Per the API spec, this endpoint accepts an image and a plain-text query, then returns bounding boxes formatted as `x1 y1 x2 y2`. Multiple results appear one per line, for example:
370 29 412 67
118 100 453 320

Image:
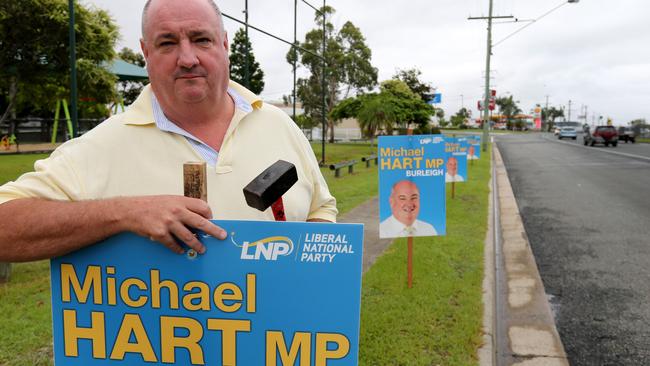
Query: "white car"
558 127 577 140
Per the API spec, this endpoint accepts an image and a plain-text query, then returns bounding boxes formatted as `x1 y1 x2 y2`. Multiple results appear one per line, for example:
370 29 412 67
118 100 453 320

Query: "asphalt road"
496 133 650 366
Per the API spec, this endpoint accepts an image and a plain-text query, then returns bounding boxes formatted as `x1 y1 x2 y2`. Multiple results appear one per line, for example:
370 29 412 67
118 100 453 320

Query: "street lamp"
301 0 327 165
476 0 580 150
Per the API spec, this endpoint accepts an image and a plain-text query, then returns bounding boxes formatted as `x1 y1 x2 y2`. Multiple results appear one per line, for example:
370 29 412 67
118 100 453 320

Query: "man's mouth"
177 74 203 79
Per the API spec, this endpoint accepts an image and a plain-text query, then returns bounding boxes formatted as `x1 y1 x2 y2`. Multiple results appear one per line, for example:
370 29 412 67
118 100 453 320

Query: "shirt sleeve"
0 145 84 205
295 129 338 223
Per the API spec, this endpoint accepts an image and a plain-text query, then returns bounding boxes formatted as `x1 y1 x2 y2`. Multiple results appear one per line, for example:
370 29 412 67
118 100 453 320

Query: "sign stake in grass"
406 129 414 289
407 236 414 288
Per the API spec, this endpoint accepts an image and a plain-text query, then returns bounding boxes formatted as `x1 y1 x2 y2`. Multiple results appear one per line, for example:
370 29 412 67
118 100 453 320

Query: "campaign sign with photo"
444 137 468 183
50 220 364 365
378 135 446 238
466 136 481 160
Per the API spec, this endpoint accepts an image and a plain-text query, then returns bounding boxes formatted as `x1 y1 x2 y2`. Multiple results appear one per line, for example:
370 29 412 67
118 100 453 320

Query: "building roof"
105 59 148 81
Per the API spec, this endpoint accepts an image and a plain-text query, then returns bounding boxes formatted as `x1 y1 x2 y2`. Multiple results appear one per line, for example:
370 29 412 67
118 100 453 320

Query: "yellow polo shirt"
0 81 337 222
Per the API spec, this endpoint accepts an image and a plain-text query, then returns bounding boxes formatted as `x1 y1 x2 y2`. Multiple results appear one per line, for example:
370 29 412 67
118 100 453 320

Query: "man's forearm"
0 195 226 262
0 198 129 262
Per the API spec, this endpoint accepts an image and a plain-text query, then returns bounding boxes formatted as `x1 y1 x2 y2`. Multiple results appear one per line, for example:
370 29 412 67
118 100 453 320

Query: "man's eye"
196 38 212 44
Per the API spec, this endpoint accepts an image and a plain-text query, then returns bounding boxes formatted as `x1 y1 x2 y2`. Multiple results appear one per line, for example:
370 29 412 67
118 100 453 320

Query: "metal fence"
0 118 103 143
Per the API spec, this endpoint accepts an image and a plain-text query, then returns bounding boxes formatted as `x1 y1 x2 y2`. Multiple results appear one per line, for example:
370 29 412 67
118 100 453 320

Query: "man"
467 145 478 160
379 180 437 238
0 0 336 262
445 156 464 182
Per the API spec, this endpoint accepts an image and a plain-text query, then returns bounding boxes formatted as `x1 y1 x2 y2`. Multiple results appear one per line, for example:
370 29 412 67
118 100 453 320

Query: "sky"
83 0 650 125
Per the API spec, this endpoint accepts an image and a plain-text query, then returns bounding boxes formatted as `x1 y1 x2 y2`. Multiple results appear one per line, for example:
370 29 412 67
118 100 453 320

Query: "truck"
583 125 618 147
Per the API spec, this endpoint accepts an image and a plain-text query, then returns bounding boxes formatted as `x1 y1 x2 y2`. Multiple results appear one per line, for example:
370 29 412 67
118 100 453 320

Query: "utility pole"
244 0 250 89
321 0 326 163
567 99 572 122
69 0 78 138
545 95 550 131
469 4 513 152
292 0 297 123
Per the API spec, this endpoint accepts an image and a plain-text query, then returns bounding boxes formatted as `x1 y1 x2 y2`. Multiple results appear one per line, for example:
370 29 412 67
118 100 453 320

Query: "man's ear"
140 38 149 59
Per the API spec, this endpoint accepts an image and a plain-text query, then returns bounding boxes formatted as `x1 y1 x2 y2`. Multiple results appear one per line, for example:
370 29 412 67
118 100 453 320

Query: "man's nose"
177 40 199 69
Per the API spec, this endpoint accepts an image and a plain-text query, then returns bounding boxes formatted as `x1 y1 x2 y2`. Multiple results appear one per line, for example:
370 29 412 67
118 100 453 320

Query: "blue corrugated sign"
445 137 468 183
50 220 364 365
378 135 446 238
466 136 481 160
427 93 442 104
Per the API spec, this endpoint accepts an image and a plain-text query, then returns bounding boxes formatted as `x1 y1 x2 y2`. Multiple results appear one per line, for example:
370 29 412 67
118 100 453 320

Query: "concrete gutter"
480 145 569 366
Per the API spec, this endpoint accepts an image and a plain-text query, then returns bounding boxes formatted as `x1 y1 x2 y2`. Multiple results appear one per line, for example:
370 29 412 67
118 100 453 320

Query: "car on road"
584 125 618 147
617 126 636 143
558 127 577 140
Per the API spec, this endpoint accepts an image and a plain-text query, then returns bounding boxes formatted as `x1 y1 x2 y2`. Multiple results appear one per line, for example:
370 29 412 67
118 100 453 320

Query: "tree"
495 95 522 130
379 80 434 130
0 0 119 123
229 28 265 95
329 79 434 140
543 106 565 131
392 68 435 102
117 47 147 106
450 108 471 127
288 6 377 142
356 93 398 146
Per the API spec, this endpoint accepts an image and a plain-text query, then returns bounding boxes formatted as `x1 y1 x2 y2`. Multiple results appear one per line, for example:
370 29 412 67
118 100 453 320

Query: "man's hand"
0 196 227 262
117 195 227 254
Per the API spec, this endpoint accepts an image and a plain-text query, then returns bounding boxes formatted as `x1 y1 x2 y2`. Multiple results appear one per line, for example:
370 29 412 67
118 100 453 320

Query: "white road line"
543 135 650 162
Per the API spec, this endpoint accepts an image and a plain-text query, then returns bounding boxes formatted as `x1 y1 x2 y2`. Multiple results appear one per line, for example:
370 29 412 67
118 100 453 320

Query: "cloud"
85 0 650 123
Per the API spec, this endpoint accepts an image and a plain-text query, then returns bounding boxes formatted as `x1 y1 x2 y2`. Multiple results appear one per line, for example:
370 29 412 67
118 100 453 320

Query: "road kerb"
494 146 569 365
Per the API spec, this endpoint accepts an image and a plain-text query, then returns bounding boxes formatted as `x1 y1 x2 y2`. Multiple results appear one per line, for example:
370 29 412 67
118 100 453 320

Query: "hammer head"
243 160 298 211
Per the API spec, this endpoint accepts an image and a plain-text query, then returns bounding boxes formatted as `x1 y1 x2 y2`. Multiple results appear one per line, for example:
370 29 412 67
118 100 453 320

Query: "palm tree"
356 94 398 146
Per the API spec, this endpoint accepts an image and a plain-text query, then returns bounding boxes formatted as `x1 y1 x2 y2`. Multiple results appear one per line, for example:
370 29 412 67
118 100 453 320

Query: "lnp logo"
233 235 294 261
433 136 444 144
419 137 432 145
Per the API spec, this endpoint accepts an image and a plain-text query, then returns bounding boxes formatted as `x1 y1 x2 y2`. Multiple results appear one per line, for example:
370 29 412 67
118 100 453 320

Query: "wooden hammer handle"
183 162 207 202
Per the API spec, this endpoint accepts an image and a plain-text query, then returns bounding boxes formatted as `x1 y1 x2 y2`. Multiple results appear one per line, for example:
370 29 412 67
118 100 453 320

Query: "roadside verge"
489 145 568 365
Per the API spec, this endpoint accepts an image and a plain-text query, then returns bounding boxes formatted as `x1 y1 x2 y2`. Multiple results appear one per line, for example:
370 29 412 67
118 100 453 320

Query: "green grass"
359 146 491 365
0 154 48 184
0 153 54 365
0 261 53 365
311 142 378 215
638 138 650 143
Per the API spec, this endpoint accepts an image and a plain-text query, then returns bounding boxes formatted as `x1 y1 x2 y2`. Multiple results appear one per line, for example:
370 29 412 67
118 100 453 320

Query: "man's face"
447 157 458 176
140 0 229 107
469 146 475 156
389 181 420 226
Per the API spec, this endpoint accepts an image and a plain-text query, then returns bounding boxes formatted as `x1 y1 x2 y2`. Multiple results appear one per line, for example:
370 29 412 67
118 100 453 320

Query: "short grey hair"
141 0 225 40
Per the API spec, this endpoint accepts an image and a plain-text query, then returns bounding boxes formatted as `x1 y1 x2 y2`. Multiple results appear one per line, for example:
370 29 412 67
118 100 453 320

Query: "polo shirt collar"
122 80 263 126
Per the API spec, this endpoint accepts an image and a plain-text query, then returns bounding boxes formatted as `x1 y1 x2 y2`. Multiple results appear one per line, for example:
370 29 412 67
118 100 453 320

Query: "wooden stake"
407 237 414 288
183 162 207 202
406 128 414 288
452 181 456 199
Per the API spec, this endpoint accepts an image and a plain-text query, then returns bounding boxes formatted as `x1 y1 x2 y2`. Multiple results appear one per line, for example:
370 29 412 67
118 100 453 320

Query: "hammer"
243 160 298 221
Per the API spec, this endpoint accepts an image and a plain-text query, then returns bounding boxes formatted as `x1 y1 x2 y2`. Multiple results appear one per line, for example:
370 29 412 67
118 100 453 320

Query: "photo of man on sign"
378 134 446 239
445 156 465 182
379 180 437 237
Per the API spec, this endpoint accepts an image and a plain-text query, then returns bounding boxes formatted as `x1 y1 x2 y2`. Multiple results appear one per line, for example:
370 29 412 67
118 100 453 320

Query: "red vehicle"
583 126 618 147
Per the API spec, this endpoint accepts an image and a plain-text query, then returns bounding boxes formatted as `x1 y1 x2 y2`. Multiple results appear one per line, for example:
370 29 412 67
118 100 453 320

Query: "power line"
493 1 571 48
